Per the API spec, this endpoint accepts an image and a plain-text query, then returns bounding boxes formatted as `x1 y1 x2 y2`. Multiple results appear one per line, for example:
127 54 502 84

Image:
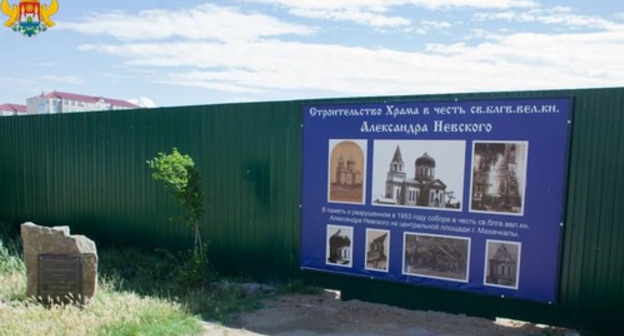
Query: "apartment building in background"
0 103 27 116
26 91 140 114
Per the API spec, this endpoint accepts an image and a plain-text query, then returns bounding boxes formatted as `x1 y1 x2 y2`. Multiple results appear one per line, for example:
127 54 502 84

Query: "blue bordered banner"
301 97 571 303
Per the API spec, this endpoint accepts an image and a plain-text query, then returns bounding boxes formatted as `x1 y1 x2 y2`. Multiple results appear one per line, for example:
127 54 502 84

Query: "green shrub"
147 148 205 260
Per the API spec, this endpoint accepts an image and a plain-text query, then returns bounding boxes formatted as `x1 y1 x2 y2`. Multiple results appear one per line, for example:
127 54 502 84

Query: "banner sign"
301 97 571 303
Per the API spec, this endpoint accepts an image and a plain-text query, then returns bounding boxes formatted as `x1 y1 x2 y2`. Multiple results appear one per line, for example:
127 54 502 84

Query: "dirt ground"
202 290 579 336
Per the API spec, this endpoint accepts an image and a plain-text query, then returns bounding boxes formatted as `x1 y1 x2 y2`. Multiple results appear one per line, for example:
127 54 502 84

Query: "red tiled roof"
0 103 27 113
39 91 140 108
104 97 141 108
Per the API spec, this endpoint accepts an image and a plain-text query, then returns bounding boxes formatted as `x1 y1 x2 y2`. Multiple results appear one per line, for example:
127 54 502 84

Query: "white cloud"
40 75 84 85
65 1 624 103
246 0 537 11
128 97 157 108
547 6 573 13
59 4 314 42
78 23 624 98
474 8 615 29
0 78 37 86
245 0 536 27
465 29 506 41
289 8 410 27
159 75 264 94
420 20 452 29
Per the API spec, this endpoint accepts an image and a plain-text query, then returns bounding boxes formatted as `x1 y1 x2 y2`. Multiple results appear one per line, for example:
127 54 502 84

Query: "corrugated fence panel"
1 87 623 333
0 103 303 278
562 88 624 330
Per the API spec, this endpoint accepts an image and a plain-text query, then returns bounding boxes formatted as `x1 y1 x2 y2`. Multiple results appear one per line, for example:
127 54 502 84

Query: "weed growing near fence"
98 245 266 321
147 148 205 260
0 236 27 302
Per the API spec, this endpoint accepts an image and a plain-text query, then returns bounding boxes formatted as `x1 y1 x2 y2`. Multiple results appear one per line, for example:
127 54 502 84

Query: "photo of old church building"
470 142 528 215
383 146 448 208
371 140 465 210
326 225 353 267
328 140 367 204
335 154 361 186
366 229 390 271
484 240 521 289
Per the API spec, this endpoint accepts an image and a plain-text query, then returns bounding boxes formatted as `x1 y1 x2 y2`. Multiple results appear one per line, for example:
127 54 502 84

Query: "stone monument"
21 222 98 303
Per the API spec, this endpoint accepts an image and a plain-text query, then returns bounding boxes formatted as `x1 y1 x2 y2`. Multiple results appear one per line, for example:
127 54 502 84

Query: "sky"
1 0 623 108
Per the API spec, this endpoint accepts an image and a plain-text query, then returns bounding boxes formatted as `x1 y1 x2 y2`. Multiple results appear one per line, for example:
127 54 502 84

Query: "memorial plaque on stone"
38 254 83 303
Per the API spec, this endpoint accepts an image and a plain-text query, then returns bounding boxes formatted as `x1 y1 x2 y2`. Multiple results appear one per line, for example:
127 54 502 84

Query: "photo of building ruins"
326 225 353 267
365 229 390 271
403 233 470 282
328 140 367 204
484 240 521 289
470 141 528 215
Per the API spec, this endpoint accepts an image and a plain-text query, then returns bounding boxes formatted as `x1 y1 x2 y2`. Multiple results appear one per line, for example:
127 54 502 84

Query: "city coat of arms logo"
1 0 58 37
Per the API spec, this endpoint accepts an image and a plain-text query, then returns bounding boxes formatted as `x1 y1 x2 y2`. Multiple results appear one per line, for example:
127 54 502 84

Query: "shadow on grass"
98 246 313 323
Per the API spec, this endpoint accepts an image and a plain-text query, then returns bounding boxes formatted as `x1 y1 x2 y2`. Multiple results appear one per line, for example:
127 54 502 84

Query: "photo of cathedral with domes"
328 139 367 204
371 140 465 211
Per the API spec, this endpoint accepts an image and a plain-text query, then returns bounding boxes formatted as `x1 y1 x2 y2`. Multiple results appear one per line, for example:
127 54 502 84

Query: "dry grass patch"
0 273 203 336
0 235 203 336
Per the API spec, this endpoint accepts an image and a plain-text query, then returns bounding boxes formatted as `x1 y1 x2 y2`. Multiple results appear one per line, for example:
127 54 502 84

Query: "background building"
26 91 139 114
0 103 27 116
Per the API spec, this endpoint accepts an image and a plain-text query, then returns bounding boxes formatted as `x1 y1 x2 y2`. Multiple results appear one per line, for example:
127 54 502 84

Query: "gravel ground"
202 290 578 336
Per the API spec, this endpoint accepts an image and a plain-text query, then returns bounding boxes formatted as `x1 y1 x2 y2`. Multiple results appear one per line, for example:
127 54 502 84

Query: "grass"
277 278 323 295
0 225 302 336
0 285 201 336
0 236 26 302
97 245 267 321
0 236 204 336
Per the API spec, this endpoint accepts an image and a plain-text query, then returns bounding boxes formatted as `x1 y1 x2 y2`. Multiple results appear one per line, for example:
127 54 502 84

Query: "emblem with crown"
1 0 58 37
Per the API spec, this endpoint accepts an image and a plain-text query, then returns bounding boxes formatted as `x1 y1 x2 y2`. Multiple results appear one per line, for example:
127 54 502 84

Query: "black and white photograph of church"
484 240 521 289
326 225 353 267
402 232 470 282
365 229 390 272
470 141 528 215
371 140 465 211
327 139 367 205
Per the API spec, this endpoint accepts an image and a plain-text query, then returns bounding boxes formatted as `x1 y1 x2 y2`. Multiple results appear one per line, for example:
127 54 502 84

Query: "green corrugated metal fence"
1 87 622 333
0 102 303 278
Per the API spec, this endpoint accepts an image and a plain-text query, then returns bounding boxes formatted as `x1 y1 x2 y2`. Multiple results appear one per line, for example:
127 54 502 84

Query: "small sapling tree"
147 148 205 260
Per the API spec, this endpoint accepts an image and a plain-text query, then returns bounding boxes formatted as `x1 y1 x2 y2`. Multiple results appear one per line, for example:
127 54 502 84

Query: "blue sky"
1 0 623 107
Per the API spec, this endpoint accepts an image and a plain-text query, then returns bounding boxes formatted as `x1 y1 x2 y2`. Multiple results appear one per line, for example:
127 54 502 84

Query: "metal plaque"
37 254 83 302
